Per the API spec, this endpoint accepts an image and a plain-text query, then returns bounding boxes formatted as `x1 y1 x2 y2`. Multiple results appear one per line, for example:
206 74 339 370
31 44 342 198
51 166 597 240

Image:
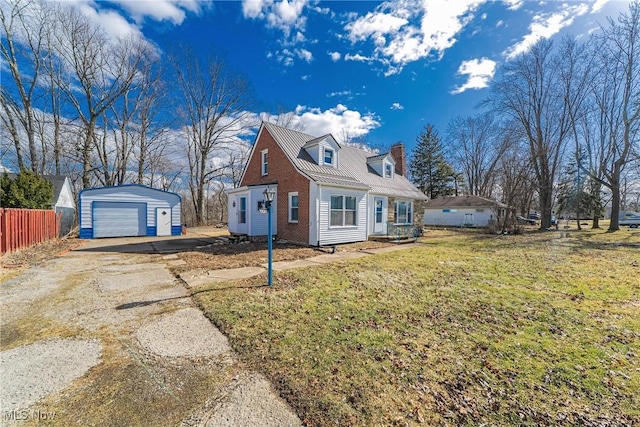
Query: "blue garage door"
93 201 146 238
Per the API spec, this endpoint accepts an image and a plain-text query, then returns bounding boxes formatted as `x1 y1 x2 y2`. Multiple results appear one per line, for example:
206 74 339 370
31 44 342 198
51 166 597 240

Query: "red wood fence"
0 208 60 254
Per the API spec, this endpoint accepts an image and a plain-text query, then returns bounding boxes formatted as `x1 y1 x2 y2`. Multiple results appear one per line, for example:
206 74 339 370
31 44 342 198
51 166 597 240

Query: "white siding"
249 186 277 236
423 207 495 227
227 185 277 236
56 179 75 209
227 190 249 235
309 181 319 246
79 185 181 236
318 186 368 245
368 194 388 235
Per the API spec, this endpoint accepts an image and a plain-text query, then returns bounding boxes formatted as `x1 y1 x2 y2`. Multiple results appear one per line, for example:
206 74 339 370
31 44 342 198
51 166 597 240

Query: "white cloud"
345 12 408 42
503 0 523 11
591 0 610 13
344 0 486 75
301 74 310 81
451 57 496 94
344 53 371 62
327 90 351 98
270 104 379 138
504 4 590 60
390 102 404 110
242 0 266 18
241 0 309 38
109 0 204 25
297 48 313 62
328 51 342 61
274 48 312 66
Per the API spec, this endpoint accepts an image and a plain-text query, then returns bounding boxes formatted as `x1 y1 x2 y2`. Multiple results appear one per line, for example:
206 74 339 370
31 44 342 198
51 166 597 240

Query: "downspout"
317 184 322 246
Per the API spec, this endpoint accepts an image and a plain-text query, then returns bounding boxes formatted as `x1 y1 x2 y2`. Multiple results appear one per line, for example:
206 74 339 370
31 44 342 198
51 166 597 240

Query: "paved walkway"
178 243 422 287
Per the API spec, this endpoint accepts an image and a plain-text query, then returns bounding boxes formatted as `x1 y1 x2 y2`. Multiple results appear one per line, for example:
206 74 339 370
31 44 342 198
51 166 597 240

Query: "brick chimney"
390 142 406 177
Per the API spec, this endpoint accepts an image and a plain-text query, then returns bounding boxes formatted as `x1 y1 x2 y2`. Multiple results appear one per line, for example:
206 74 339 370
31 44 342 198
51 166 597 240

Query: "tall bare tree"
446 113 506 198
170 46 256 225
0 0 49 172
589 3 640 231
52 6 150 188
490 40 573 229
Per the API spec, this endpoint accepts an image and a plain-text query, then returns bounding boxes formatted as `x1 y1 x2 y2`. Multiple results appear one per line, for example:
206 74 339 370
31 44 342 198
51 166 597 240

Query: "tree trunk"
608 161 623 231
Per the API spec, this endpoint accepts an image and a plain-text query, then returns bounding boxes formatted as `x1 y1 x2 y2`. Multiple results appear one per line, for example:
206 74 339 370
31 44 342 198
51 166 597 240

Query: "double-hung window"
330 195 357 226
261 149 268 175
384 163 393 178
324 148 334 165
394 201 413 224
289 192 298 223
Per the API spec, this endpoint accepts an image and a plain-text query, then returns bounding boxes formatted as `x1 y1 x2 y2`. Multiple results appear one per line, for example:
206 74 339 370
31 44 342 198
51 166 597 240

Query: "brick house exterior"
227 122 428 246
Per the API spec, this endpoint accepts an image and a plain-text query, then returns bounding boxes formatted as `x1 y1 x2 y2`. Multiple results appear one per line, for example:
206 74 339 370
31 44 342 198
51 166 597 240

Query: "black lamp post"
263 186 276 286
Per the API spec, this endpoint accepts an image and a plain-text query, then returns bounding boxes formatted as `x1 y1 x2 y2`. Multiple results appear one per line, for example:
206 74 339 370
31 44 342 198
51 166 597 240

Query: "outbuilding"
423 195 507 227
79 184 181 238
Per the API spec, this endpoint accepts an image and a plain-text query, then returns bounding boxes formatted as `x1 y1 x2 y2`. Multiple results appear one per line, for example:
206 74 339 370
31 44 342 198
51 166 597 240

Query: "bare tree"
490 39 573 229
589 3 640 231
170 46 256 225
52 6 150 188
446 113 506 198
495 132 535 231
0 0 49 172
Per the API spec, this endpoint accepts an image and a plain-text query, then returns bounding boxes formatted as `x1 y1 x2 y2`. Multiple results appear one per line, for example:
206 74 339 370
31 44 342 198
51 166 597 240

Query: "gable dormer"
303 135 340 168
367 153 396 178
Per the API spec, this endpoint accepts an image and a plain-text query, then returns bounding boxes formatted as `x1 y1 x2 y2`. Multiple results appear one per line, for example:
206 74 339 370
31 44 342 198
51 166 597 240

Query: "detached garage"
79 185 181 239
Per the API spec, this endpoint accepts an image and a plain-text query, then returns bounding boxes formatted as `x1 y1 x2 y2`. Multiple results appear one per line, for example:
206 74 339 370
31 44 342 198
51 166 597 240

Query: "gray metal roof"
263 122 427 200
424 195 507 208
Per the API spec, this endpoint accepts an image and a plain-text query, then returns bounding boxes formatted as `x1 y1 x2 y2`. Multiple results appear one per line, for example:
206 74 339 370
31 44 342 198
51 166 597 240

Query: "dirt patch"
172 240 394 273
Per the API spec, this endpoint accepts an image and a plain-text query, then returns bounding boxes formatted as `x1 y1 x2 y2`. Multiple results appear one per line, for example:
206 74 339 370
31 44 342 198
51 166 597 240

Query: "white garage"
79 185 181 239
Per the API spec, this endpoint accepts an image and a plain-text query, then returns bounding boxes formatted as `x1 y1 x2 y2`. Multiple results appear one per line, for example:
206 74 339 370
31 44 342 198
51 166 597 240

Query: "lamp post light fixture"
263 186 276 286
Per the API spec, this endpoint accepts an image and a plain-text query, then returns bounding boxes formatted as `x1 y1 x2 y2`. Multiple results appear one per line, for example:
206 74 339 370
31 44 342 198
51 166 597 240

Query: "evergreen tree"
409 124 457 199
556 152 599 230
0 171 53 209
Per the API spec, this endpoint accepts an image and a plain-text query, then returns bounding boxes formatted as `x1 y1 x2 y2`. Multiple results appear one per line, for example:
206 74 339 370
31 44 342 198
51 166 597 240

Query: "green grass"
195 228 640 426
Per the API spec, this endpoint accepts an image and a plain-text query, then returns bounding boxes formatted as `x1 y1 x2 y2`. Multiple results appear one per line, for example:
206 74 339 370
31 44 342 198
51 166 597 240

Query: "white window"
330 195 357 226
394 201 413 224
261 149 268 176
324 148 334 165
238 197 247 224
384 162 393 178
289 192 299 223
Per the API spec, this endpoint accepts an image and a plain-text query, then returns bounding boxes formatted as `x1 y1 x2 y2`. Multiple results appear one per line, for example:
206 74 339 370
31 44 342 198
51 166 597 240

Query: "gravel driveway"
0 237 301 426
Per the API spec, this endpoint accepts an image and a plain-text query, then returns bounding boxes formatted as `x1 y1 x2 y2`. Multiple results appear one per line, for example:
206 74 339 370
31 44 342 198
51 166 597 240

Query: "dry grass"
195 227 640 426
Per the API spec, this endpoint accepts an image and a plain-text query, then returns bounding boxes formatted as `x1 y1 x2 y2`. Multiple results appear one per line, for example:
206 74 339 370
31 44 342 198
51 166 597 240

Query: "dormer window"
324 148 334 166
384 163 393 178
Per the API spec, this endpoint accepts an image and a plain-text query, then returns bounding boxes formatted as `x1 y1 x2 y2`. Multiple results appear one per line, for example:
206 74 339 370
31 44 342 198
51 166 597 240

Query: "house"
227 122 427 246
6 173 75 236
78 184 181 238
423 195 507 227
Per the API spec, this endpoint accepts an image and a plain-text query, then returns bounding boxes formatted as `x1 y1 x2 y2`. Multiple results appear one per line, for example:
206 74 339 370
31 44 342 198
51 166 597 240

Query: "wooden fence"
0 208 60 254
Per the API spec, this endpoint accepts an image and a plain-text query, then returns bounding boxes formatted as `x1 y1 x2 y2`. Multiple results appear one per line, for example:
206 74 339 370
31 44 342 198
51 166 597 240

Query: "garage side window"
239 197 247 224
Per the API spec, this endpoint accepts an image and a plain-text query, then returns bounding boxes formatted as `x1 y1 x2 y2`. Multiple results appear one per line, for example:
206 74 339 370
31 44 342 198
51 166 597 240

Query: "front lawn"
194 229 640 426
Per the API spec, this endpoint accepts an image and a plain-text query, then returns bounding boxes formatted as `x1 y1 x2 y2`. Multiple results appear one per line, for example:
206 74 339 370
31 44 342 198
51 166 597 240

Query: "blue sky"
7 0 636 155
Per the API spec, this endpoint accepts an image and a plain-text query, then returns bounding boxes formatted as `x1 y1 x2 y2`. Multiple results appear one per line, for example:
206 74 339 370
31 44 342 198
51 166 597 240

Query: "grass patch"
195 229 640 426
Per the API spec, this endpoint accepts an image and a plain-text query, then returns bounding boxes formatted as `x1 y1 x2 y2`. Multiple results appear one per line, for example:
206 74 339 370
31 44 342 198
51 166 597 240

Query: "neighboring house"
78 184 181 238
6 173 75 236
423 195 507 227
227 122 427 246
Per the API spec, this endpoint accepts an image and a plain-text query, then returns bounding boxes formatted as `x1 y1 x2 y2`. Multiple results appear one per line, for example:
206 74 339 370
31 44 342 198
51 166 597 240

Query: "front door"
374 197 384 234
156 208 171 236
